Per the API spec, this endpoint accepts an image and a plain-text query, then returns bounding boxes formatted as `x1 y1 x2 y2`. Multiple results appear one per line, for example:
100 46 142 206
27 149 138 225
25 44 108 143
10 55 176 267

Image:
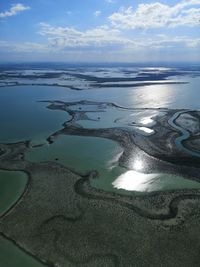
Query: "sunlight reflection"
132 84 173 108
138 127 154 134
133 159 143 171
112 170 159 192
140 117 154 125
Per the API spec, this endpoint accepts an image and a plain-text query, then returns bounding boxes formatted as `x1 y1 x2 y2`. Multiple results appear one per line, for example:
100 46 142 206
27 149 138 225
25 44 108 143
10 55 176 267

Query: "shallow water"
0 170 27 216
26 135 200 195
0 86 69 143
0 235 45 267
1 67 200 264
0 77 199 195
26 135 124 180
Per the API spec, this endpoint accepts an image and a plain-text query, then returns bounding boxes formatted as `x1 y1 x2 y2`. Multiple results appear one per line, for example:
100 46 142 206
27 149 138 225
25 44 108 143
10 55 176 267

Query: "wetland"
1 64 200 266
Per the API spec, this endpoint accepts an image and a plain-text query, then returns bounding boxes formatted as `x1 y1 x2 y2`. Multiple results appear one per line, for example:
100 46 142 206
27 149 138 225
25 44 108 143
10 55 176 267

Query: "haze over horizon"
0 0 200 63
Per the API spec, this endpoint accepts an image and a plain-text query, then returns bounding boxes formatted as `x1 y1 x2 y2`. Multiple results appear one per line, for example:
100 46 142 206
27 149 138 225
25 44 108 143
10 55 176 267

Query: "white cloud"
0 3 30 18
39 23 127 49
1 8 200 56
94 10 101 17
0 32 200 56
38 22 200 51
0 41 50 53
109 0 200 29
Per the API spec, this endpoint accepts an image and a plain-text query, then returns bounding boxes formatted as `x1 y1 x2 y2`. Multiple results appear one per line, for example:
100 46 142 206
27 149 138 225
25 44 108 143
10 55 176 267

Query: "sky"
0 0 200 63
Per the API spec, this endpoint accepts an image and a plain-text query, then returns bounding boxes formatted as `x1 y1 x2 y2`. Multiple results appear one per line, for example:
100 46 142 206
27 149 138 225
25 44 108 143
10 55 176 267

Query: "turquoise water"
1 82 200 195
0 235 45 267
25 134 200 195
0 86 69 143
1 75 200 264
26 135 124 178
0 81 199 195
0 170 27 216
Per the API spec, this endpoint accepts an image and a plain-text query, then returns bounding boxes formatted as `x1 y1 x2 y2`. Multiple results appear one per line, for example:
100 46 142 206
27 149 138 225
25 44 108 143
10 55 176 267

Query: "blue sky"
0 0 200 62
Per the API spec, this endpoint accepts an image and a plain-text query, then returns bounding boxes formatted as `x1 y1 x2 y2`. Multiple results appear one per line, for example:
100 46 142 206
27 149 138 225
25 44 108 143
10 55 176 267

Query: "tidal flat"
1 64 200 266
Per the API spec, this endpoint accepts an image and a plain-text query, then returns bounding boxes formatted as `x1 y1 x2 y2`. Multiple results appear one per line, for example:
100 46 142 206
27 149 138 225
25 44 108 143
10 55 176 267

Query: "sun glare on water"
133 159 143 171
113 158 159 192
112 171 159 192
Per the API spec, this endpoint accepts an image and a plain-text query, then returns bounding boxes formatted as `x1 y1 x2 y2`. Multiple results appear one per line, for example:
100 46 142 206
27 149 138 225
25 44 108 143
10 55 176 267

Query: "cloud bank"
109 0 200 29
